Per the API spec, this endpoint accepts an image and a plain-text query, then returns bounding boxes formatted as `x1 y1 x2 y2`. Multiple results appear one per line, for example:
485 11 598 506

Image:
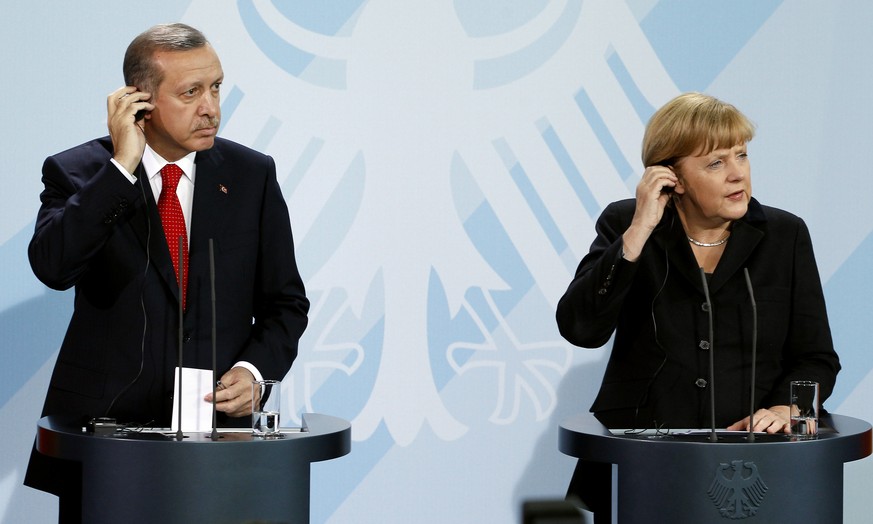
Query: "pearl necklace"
687 233 730 247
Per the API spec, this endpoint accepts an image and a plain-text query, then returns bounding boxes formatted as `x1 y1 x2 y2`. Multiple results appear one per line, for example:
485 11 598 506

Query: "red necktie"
157 164 188 309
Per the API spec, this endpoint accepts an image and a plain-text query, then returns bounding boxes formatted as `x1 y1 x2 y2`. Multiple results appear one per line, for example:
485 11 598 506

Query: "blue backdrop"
2 1 872 522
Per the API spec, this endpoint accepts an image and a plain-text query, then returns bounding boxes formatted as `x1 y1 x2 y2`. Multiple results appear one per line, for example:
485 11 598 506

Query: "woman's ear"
670 164 686 195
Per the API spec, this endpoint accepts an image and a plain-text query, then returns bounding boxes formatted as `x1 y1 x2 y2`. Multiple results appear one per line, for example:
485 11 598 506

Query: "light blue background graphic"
2 1 872 522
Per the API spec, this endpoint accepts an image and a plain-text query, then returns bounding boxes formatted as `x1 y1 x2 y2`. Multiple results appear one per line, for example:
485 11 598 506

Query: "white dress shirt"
111 147 263 384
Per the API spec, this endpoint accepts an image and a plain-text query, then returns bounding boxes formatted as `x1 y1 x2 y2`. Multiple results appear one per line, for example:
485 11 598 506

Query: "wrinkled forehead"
152 46 223 91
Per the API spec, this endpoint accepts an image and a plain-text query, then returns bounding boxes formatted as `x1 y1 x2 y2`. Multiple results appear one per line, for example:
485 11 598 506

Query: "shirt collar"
143 144 197 182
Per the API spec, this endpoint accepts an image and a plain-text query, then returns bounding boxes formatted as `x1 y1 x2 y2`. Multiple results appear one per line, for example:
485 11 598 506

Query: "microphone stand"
176 235 185 442
744 268 758 442
699 268 717 443
209 239 219 441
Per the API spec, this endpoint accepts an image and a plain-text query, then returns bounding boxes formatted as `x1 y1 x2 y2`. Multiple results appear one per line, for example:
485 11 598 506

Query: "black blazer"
556 198 840 430
26 136 309 492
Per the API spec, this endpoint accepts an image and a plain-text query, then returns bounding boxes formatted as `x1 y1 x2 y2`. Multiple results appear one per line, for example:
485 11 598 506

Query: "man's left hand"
204 366 256 418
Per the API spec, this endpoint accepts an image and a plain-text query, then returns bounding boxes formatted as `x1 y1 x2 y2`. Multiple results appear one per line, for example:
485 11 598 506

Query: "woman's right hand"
621 166 678 261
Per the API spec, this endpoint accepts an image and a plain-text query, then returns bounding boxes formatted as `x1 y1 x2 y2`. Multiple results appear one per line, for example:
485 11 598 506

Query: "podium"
36 413 351 523
559 413 872 523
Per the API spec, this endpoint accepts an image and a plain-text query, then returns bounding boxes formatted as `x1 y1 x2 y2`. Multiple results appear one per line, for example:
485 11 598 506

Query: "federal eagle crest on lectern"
706 459 768 519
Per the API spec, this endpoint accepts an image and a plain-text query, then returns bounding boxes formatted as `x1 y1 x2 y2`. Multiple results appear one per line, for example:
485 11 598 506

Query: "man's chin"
192 136 217 151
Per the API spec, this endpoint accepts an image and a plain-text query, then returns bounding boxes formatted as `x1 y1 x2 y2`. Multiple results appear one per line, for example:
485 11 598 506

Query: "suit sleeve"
760 218 840 407
556 201 640 348
28 151 142 290
233 156 309 380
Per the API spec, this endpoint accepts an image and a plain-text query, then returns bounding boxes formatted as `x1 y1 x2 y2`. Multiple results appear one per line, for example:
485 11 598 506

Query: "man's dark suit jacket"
25 136 309 495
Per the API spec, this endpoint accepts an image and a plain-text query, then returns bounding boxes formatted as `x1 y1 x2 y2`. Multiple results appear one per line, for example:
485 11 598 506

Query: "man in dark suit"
24 23 309 521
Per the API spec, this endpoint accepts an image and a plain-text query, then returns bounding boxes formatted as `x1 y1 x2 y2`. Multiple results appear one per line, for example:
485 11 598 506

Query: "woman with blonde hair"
556 93 839 521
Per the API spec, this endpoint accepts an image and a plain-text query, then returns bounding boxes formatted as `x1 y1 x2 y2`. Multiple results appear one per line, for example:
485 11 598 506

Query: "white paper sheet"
170 367 217 432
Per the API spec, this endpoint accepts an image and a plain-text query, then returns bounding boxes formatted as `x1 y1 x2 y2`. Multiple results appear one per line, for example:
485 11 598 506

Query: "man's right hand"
107 86 153 174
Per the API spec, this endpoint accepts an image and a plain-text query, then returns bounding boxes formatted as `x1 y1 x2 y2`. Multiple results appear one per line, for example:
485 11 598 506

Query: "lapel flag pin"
219 184 228 194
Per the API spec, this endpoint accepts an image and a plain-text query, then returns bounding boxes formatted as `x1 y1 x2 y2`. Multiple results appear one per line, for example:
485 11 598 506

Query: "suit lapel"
708 210 766 293
652 208 707 292
187 144 232 311
190 144 231 247
128 165 154 251
127 166 182 304
652 201 767 295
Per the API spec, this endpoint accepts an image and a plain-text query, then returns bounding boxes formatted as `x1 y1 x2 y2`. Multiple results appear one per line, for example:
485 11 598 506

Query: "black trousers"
25 446 82 524
566 459 612 524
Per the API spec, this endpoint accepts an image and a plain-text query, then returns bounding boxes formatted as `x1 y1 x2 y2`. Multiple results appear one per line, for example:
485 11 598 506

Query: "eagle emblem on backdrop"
180 0 777 447
707 460 768 519
184 0 659 446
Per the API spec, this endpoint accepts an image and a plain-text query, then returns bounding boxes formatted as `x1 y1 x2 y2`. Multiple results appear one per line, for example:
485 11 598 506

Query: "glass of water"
790 380 819 440
252 380 282 438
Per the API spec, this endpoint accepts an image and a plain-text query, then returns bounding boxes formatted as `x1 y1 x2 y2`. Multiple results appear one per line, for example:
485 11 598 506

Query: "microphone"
699 267 717 443
743 268 758 442
176 235 185 442
209 239 219 441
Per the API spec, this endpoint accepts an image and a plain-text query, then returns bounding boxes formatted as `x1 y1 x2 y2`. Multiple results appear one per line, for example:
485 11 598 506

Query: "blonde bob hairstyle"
642 93 755 168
